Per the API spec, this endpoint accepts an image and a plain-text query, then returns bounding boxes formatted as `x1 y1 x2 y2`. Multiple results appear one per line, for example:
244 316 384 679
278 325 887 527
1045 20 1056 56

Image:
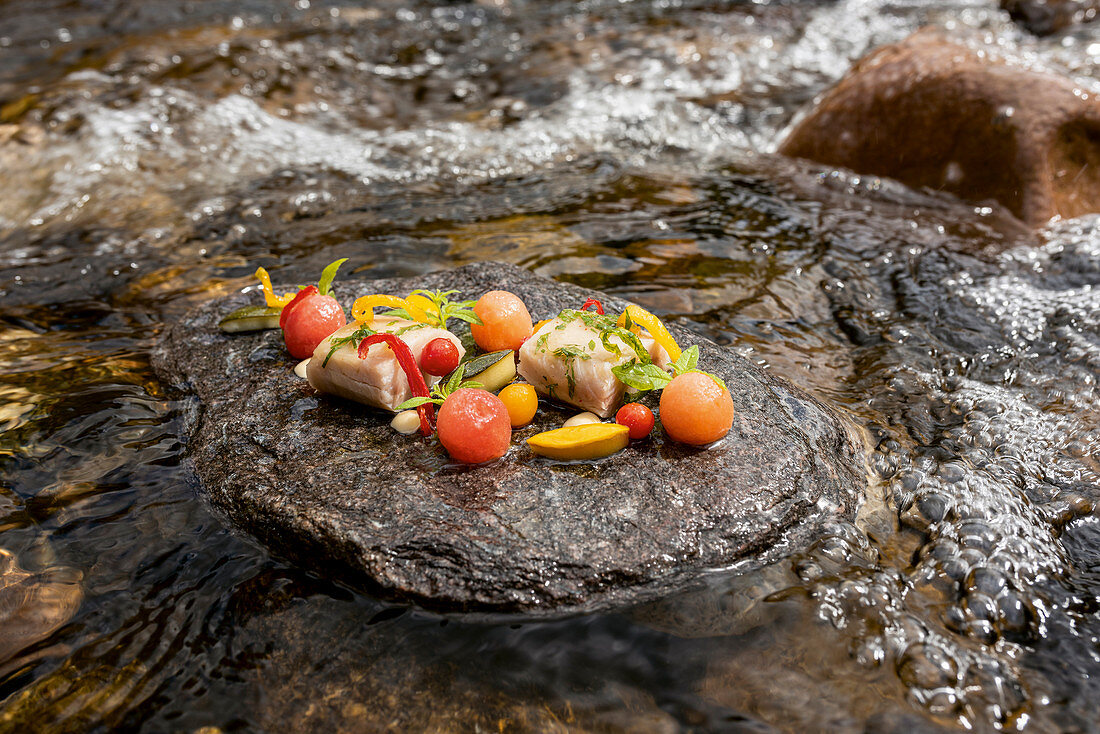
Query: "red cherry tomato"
280 286 347 359
420 337 460 376
615 403 655 440
436 388 511 464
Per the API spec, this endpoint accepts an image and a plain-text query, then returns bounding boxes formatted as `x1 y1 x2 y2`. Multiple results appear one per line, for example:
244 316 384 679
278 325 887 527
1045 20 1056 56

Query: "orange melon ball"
471 290 532 352
659 372 734 445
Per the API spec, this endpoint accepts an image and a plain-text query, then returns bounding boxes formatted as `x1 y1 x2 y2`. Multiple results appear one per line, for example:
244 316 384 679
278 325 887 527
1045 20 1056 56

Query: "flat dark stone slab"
153 262 866 615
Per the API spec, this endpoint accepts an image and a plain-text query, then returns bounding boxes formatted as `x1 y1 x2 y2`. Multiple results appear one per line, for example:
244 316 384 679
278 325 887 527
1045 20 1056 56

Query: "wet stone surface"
153 262 867 615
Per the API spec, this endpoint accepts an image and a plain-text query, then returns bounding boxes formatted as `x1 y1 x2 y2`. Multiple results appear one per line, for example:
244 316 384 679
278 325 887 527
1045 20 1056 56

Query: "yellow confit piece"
527 423 630 460
405 293 442 323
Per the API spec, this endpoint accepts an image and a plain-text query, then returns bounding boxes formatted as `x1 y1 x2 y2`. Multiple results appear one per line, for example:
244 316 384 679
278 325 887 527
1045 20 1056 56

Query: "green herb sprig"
394 363 484 411
382 289 482 331
611 345 726 393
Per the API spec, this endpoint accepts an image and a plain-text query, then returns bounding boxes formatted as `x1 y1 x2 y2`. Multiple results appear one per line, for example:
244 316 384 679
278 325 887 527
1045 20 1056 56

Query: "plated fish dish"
218 260 735 464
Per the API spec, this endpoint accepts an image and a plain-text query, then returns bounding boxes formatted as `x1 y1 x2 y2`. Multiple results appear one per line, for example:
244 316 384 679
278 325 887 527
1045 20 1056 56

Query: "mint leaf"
671 345 699 375
612 361 672 392
317 258 348 297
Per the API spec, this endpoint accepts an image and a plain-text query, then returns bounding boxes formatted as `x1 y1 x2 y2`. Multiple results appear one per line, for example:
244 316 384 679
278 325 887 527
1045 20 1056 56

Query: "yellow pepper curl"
405 293 441 323
254 267 298 308
351 294 432 325
616 305 682 362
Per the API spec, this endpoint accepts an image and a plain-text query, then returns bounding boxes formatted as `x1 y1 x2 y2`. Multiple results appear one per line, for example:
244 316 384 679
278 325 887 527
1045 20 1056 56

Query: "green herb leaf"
670 345 700 376
687 369 727 390
445 363 466 394
395 396 437 410
667 346 724 389
611 361 672 392
317 258 347 297
407 289 482 330
447 311 482 325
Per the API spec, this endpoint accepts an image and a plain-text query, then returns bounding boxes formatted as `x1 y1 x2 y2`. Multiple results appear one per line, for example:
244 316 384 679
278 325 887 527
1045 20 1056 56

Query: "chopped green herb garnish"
321 323 376 367
552 345 592 397
395 322 427 336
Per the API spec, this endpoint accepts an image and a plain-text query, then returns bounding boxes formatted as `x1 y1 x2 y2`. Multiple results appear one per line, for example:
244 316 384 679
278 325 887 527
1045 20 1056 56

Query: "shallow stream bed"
1 0 1099 731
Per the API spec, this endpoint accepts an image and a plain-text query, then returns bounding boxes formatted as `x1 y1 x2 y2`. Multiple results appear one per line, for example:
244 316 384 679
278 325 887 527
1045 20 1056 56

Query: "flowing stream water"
2 0 1100 731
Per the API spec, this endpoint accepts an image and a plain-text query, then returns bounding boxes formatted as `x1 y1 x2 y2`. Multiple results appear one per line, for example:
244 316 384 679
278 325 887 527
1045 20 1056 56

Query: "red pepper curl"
358 333 434 436
580 298 605 315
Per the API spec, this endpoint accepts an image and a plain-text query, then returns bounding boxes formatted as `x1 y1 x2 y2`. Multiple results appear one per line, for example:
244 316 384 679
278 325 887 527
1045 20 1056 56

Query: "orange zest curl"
254 267 298 308
615 305 682 362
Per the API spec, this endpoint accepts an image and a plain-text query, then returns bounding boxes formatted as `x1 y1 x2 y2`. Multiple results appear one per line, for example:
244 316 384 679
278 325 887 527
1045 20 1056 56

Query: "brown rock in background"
1001 0 1099 35
779 32 1100 226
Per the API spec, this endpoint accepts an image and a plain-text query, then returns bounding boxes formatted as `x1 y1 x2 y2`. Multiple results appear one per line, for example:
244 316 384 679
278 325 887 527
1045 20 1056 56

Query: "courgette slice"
461 350 515 392
218 305 283 333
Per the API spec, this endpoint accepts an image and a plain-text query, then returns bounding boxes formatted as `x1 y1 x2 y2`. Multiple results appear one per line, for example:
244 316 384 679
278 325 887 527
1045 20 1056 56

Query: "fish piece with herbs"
307 316 465 412
517 304 670 417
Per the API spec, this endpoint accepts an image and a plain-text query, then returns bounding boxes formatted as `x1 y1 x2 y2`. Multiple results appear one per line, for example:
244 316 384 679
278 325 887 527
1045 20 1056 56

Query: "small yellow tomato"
498 383 538 427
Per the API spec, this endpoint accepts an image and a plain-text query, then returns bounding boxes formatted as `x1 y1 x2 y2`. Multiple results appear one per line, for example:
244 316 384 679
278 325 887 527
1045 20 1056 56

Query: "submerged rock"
153 262 866 615
779 31 1100 227
0 549 83 666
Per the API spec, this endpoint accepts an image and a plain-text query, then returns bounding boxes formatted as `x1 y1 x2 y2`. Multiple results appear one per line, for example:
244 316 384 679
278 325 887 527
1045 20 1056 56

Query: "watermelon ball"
436 388 512 463
280 286 346 359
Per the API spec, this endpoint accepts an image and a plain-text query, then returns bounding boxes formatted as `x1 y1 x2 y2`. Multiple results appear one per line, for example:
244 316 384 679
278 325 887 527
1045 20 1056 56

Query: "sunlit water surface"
1 0 1099 731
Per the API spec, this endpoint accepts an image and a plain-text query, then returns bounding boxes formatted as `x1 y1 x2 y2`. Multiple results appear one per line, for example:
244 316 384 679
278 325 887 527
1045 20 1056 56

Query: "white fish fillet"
307 317 464 411
517 317 670 417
